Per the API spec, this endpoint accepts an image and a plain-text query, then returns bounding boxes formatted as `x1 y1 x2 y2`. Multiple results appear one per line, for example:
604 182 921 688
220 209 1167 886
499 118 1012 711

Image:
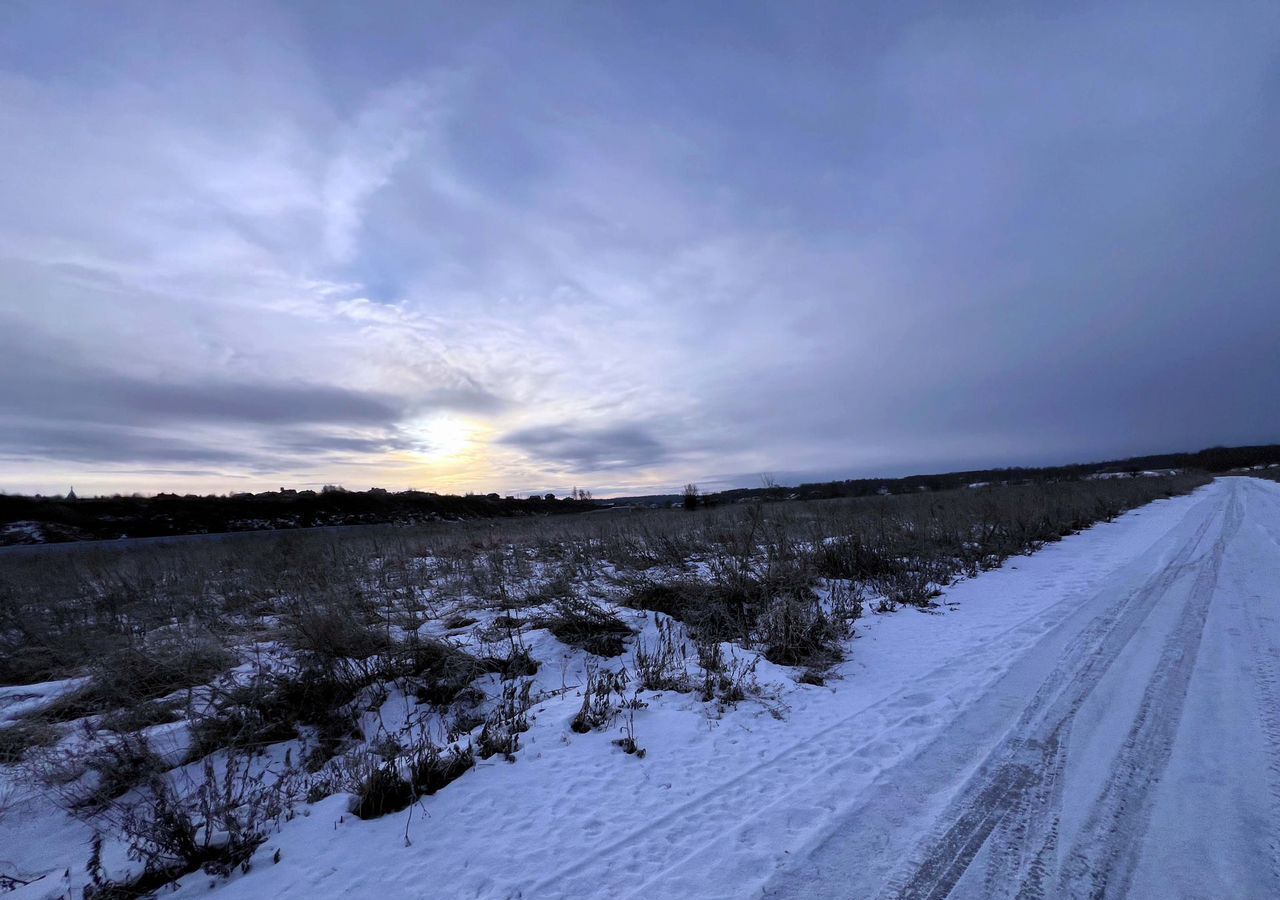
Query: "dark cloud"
0 338 402 428
498 424 668 471
0 419 418 478
0 422 258 467
270 431 404 456
0 327 491 472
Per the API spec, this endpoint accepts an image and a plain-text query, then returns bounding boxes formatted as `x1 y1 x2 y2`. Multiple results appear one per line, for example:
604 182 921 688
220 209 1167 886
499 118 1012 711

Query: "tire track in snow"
1236 479 1280 889
1054 485 1240 898
874 484 1229 900
520 636 1027 898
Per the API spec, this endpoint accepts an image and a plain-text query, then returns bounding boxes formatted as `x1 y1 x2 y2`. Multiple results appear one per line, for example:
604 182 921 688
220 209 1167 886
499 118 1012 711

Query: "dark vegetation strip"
4 443 1275 548
0 473 1210 690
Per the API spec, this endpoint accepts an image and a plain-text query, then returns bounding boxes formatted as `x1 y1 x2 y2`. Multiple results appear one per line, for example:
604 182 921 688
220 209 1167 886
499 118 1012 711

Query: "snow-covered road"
765 476 1280 899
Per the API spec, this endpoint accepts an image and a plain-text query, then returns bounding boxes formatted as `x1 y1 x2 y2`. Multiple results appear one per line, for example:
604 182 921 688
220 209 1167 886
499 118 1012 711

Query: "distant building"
65 486 77 501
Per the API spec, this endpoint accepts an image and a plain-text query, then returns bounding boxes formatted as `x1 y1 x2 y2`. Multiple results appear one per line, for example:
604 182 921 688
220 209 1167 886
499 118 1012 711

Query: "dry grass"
1 474 1210 689
0 471 1215 894
0 473 1210 783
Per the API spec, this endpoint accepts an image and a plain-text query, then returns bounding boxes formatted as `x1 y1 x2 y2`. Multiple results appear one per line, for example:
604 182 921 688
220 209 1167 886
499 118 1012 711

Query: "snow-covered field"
3 477 1275 898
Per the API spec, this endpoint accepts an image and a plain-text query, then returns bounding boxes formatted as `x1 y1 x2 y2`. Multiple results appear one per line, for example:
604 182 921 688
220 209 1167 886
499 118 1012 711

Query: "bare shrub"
536 596 633 657
410 741 474 795
331 728 476 819
828 580 865 624
0 641 65 688
444 613 477 630
188 684 303 763
40 732 168 812
471 618 540 680
570 665 628 733
811 534 894 582
446 688 487 740
476 679 533 761
872 561 948 608
633 618 692 692
695 639 759 704
754 593 848 668
626 550 838 671
626 576 747 644
101 701 182 734
45 634 233 723
613 704 646 757
479 642 540 681
84 754 295 895
192 636 507 770
190 663 363 766
350 763 414 820
0 717 60 764
379 638 508 706
625 579 705 621
282 600 392 662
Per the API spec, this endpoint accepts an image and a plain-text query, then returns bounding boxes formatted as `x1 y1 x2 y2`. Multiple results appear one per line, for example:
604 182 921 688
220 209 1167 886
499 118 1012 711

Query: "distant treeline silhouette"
2 444 1276 545
0 488 591 545
709 444 1280 504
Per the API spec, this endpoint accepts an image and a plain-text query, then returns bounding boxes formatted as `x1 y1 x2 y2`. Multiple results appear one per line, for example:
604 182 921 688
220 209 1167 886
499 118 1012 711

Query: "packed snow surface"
5 477 1280 899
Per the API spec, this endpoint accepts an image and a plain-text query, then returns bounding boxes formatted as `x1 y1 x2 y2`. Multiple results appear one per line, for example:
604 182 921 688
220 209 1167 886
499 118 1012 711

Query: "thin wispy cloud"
322 79 441 263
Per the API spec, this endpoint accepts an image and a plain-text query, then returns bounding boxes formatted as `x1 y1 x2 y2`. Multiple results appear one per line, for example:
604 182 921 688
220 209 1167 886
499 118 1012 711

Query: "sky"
1 0 1278 498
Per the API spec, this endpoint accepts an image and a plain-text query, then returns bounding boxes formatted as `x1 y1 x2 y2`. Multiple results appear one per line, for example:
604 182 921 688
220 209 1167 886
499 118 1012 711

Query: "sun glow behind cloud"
405 415 474 462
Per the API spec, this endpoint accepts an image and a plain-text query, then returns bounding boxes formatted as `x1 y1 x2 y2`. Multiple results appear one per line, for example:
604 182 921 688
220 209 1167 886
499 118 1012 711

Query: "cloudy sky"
1 0 1278 497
